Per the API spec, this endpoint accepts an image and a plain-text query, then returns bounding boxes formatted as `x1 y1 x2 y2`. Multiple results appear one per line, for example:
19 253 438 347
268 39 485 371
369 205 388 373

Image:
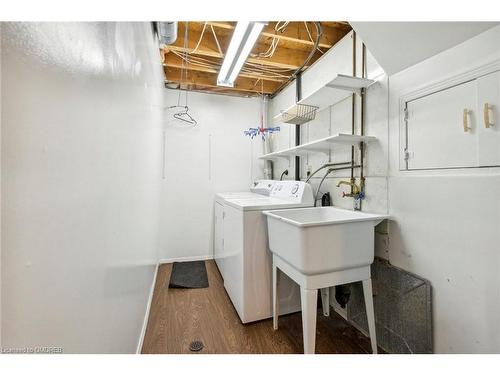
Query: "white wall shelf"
259 133 376 160
273 74 375 125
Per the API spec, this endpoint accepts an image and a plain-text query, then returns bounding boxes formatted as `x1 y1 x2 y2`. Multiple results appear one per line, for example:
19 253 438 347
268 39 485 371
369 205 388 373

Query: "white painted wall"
159 89 264 262
350 22 499 75
387 25 500 353
268 31 390 314
1 22 164 353
269 31 389 216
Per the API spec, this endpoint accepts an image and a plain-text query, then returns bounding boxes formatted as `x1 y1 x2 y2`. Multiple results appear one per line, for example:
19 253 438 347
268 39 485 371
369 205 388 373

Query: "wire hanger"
168 105 197 125
169 22 197 126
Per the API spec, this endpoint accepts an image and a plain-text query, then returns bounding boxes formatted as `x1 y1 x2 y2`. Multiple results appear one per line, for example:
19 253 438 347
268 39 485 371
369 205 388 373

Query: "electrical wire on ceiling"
293 22 322 77
251 37 279 58
272 21 323 95
250 22 289 59
170 49 292 81
210 24 223 55
168 21 299 91
275 21 290 33
304 21 324 54
165 21 324 97
189 22 208 54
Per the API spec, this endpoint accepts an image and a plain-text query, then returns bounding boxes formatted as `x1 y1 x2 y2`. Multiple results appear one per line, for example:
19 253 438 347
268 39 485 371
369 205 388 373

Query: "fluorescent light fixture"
217 21 266 87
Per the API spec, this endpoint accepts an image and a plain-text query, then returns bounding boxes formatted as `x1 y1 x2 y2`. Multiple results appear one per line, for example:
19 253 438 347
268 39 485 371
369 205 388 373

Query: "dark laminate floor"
141 260 380 354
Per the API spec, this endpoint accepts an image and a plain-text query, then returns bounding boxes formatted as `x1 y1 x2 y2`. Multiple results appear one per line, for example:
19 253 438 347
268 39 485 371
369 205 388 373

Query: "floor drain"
189 340 204 352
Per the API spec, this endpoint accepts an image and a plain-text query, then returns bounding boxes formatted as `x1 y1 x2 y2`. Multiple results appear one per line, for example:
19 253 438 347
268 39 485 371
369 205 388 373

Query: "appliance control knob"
291 183 299 194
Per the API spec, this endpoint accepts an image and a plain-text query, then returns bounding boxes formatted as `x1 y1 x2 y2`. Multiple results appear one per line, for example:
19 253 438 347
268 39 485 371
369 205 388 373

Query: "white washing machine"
214 180 276 281
214 181 314 323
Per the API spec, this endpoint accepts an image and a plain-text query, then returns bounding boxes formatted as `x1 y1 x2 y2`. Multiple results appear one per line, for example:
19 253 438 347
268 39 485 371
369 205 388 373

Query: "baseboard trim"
158 254 213 264
136 263 159 354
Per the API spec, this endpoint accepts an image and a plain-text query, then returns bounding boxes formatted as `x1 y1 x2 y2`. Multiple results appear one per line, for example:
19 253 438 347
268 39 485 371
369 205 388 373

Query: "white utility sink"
263 206 388 354
263 206 388 275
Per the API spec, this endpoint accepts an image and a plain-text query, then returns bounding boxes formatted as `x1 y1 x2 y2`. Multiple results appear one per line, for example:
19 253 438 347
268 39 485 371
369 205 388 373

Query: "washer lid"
223 197 313 211
216 191 261 200
216 180 277 202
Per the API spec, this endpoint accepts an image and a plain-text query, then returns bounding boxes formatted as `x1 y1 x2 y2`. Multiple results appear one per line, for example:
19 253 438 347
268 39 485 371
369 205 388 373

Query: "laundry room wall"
267 30 390 321
387 24 500 353
268 30 389 247
1 22 164 353
159 89 264 262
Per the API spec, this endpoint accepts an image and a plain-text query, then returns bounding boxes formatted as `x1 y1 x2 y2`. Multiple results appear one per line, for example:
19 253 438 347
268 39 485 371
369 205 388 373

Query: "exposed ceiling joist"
165 43 304 70
164 66 280 95
163 53 286 83
206 22 347 50
161 21 352 97
165 22 318 70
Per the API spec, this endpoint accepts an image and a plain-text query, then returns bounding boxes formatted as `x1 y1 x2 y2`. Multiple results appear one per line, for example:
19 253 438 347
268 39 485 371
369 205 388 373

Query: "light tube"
217 22 265 87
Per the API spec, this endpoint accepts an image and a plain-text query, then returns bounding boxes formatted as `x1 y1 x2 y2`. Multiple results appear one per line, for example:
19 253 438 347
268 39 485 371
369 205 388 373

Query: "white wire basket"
275 103 319 125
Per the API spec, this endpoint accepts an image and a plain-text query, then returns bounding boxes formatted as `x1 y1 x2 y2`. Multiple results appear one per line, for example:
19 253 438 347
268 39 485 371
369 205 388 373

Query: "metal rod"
295 72 302 181
360 43 367 210
325 165 360 172
313 165 361 207
350 31 357 194
305 162 353 183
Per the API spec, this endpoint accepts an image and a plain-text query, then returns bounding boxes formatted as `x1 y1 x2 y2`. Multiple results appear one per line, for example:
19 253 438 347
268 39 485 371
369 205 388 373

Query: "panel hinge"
404 149 411 161
403 107 409 121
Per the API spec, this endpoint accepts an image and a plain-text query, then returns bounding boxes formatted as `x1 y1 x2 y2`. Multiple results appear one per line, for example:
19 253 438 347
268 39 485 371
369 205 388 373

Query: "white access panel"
214 201 225 278
406 80 478 169
477 71 500 166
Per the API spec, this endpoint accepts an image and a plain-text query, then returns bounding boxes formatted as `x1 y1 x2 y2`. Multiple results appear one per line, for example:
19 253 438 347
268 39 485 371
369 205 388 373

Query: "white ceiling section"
350 22 499 75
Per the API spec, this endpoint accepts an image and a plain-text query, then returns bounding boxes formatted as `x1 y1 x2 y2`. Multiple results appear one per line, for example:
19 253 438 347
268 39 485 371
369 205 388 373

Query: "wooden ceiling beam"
321 21 352 30
162 21 351 96
166 82 271 97
163 44 304 71
164 66 280 95
178 85 263 98
164 22 319 70
163 52 288 83
206 21 350 50
164 43 318 71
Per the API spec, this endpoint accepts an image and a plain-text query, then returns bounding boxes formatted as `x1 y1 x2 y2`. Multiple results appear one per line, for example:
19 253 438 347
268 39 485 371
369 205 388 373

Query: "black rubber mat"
168 261 209 289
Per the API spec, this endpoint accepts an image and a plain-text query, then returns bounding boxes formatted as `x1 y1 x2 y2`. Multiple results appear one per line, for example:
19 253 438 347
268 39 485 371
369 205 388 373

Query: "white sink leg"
320 288 330 316
272 262 279 330
362 278 378 354
300 287 318 354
